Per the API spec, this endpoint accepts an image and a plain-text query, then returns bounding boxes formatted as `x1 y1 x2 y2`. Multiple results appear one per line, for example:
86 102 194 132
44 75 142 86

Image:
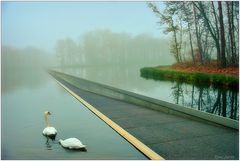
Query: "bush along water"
140 67 239 90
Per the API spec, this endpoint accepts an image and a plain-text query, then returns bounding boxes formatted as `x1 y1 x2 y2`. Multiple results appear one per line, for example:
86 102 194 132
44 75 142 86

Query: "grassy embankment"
140 65 239 89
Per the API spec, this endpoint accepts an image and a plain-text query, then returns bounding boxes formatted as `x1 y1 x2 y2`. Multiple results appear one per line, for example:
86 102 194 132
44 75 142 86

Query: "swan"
59 138 87 151
42 111 57 140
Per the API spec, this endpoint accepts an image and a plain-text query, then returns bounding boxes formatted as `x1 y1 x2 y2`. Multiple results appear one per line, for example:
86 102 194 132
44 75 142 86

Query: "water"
55 65 239 120
1 68 147 159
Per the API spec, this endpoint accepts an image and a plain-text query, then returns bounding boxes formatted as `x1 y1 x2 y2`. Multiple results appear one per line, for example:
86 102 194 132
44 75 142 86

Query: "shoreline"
140 66 239 89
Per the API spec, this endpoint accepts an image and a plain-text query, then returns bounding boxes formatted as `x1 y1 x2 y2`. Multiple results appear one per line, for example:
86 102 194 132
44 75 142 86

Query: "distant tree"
55 40 67 67
148 2 182 63
55 29 174 67
55 38 78 67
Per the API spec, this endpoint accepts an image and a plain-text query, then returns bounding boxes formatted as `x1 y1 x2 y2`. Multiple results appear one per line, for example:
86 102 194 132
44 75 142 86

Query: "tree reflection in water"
57 66 238 121
171 82 239 120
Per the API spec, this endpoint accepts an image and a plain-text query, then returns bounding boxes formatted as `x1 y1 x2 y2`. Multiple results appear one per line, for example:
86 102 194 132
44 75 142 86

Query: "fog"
2 29 174 69
55 29 174 68
1 46 55 93
2 2 174 92
2 29 174 93
2 46 53 69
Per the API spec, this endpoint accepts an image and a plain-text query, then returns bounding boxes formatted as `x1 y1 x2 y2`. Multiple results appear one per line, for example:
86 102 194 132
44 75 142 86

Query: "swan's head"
44 111 51 115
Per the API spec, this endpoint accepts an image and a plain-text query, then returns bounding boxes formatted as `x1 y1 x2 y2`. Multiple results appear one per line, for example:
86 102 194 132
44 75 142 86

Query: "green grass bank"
140 66 239 89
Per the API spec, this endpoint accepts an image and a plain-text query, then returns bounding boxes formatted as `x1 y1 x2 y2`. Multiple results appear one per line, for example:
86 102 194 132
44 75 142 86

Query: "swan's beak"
48 112 51 115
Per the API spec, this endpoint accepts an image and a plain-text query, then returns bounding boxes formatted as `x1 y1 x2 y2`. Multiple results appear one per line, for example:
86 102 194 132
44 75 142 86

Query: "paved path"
55 77 239 160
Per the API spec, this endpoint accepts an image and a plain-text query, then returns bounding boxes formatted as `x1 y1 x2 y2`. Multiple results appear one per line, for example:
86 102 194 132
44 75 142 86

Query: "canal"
55 65 239 120
1 68 147 160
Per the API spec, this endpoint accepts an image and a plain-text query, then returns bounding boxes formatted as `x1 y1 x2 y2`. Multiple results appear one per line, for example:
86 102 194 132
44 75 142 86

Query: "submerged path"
52 74 239 160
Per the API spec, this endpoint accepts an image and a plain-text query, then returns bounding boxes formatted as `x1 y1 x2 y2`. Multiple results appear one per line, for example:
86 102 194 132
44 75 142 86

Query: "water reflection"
45 140 53 150
1 46 50 93
1 67 48 93
44 138 60 151
2 66 147 159
55 65 148 91
56 66 239 121
171 82 239 120
1 47 148 159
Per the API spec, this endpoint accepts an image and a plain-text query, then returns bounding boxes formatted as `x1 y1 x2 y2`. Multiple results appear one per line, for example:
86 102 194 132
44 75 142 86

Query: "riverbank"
140 64 239 89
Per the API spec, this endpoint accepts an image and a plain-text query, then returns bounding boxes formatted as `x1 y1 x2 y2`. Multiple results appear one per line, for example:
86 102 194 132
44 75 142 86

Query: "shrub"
140 66 239 89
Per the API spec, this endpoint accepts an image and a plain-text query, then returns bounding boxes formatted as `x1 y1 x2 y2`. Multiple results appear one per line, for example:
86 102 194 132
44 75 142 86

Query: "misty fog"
2 29 174 69
2 1 174 86
1 46 53 92
55 29 174 68
2 29 174 93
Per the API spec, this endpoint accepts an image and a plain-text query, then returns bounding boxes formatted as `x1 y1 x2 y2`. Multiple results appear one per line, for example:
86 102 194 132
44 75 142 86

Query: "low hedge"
140 67 239 89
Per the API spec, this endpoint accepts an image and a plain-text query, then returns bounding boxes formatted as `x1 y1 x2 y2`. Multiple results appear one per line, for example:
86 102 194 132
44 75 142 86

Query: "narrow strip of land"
53 76 239 160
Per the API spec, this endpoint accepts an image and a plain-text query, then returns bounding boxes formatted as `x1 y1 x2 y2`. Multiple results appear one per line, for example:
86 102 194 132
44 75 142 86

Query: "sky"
2 1 166 53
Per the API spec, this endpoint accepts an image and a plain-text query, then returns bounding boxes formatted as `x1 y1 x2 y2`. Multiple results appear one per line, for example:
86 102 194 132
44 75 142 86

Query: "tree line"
55 29 174 67
148 1 239 68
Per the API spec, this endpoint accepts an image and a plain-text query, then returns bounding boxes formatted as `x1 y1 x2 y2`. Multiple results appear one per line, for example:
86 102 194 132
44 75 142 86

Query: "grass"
140 67 239 89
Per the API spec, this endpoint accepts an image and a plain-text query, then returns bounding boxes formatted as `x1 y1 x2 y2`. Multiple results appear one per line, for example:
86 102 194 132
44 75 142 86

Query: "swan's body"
43 127 57 137
42 111 57 140
59 138 86 150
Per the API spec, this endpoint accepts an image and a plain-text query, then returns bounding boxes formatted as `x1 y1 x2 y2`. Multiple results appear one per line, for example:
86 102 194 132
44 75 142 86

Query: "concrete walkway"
54 77 239 160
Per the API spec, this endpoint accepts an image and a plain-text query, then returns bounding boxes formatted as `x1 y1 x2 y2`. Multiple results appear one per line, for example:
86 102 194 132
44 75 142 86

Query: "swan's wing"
62 138 86 149
43 127 57 135
51 127 57 133
62 138 80 145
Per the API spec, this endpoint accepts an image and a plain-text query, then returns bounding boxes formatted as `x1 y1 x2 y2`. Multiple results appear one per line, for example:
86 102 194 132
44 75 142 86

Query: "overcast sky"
2 1 166 53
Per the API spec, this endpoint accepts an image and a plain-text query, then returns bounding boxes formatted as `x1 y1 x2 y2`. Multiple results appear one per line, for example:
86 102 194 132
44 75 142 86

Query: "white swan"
59 138 87 150
42 111 57 140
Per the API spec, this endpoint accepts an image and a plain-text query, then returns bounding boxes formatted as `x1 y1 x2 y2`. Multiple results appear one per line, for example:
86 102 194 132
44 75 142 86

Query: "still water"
55 65 239 120
1 68 147 159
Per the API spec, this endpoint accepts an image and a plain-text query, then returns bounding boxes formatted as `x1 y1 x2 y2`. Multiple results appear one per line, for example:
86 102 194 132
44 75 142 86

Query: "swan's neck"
44 114 50 127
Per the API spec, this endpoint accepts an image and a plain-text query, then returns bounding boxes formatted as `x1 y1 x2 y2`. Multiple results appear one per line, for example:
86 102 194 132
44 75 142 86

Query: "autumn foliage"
171 62 239 76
